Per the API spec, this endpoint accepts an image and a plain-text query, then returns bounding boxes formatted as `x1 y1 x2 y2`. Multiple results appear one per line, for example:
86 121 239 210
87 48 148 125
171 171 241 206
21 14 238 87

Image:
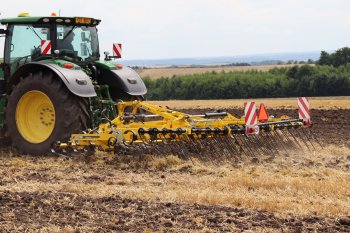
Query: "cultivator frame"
55 98 319 158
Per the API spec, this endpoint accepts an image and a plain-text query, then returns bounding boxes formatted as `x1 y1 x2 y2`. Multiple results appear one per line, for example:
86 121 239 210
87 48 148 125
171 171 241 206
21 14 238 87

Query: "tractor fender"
9 62 97 97
96 66 147 96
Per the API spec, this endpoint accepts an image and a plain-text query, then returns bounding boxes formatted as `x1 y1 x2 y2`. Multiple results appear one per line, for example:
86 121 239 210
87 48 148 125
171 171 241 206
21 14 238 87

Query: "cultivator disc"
54 97 321 160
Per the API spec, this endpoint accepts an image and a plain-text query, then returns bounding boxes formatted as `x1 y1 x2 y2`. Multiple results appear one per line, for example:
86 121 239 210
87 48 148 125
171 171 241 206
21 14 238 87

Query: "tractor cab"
0 13 101 76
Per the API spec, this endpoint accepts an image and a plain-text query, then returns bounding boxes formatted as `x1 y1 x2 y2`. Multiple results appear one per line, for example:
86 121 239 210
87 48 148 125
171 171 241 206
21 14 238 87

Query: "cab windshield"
56 25 99 62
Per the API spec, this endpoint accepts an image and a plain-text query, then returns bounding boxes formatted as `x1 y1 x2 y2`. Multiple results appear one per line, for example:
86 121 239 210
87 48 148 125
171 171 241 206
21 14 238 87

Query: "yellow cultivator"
54 97 320 159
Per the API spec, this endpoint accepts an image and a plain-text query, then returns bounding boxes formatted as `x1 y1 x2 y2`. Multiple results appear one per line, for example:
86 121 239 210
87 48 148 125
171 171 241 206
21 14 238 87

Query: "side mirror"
104 51 111 61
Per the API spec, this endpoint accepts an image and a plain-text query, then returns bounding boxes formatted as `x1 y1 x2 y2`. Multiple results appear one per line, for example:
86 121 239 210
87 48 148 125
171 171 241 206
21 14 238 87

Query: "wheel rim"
16 91 56 143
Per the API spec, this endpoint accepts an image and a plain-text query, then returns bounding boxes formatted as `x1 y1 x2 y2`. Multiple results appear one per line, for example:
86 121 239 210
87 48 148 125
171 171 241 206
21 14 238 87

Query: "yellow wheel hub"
16 91 55 143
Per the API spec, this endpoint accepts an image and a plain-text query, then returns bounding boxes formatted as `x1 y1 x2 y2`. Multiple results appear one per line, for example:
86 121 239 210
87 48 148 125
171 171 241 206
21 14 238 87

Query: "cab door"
5 24 51 75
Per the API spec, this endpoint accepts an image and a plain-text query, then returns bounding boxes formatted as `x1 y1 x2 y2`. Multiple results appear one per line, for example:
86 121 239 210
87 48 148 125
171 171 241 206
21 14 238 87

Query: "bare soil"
0 108 349 232
1 191 349 232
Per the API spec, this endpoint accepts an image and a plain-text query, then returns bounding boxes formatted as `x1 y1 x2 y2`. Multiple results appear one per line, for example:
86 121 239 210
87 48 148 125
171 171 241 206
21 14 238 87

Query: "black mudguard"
9 62 96 97
96 66 147 97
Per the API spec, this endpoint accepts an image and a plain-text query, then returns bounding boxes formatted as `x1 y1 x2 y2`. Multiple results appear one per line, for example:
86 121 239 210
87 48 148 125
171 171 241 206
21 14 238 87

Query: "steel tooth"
201 138 214 162
309 129 324 149
188 134 203 157
250 135 268 156
194 134 206 154
215 136 231 160
233 134 250 156
293 127 311 151
262 131 281 156
256 134 275 156
257 134 273 156
280 128 298 150
232 135 243 155
231 135 244 156
241 135 256 157
272 130 290 156
285 128 304 151
278 129 291 146
259 132 277 156
223 135 240 157
206 136 221 160
300 128 316 150
303 128 321 150
187 135 202 155
249 135 265 156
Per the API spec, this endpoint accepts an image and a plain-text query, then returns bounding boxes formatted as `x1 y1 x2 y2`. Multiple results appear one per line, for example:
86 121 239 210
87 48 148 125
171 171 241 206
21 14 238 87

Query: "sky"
0 0 350 60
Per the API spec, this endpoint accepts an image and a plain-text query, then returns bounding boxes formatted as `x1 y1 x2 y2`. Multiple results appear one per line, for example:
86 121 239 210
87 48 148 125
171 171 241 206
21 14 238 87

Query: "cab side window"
9 25 50 69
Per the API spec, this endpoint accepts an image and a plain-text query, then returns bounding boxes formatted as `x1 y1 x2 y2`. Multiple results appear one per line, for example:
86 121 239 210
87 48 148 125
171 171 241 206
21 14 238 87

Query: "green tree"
318 51 331 65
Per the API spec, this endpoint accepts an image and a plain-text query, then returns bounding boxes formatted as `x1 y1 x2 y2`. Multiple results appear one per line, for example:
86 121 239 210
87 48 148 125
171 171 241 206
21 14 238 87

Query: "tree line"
143 64 350 100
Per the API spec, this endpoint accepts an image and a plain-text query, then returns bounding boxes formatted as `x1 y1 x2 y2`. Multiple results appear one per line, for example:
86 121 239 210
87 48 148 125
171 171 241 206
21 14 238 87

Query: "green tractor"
0 13 147 154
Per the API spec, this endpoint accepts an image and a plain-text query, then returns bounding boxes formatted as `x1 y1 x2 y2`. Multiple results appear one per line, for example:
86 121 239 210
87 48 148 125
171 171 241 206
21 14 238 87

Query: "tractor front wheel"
5 71 88 155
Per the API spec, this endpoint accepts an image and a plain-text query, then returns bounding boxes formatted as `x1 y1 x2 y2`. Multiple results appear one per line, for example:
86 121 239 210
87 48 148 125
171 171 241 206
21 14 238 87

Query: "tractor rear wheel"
5 71 89 155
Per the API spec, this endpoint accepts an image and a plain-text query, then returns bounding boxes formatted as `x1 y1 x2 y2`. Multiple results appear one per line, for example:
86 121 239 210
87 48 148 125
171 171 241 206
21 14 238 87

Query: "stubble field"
0 97 350 232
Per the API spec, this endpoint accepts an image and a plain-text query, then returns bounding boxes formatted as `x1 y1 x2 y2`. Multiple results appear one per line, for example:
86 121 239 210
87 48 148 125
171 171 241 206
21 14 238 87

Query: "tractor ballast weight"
0 13 318 157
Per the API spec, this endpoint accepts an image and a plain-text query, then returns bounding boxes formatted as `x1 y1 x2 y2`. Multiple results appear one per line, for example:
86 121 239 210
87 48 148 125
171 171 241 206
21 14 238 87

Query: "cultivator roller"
55 97 320 159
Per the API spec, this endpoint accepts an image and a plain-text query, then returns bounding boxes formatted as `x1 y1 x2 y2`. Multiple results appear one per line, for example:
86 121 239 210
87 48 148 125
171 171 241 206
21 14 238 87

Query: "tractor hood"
95 61 147 96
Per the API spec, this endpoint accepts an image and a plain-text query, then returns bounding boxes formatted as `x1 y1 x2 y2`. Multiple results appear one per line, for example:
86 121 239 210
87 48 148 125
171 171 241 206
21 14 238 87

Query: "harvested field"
1 99 350 232
138 64 298 79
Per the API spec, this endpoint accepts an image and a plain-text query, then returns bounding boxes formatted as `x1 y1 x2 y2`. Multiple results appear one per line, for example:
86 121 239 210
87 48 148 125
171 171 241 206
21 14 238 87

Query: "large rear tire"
5 71 89 155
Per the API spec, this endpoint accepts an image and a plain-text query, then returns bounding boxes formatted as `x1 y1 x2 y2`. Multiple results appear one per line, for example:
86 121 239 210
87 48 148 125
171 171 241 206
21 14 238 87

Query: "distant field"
147 96 350 110
138 64 300 79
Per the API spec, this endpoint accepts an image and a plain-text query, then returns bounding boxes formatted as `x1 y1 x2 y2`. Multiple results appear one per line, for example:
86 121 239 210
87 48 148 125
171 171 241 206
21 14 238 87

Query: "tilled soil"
0 108 349 232
1 191 349 233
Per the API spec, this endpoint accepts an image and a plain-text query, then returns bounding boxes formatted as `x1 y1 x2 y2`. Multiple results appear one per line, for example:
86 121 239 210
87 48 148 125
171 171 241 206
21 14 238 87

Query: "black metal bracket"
0 29 8 35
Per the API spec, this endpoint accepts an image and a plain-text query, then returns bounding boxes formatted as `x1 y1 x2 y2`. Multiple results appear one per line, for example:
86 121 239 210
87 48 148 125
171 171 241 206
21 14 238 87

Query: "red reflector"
64 63 74 69
116 64 123 69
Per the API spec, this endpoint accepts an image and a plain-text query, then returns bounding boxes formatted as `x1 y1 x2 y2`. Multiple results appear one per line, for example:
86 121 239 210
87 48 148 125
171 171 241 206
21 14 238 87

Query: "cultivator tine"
262 131 281 156
271 130 290 155
186 135 202 155
303 128 323 149
259 132 278 156
243 135 258 157
285 128 303 151
302 128 318 150
292 128 311 151
229 134 242 154
223 135 241 158
250 135 267 156
309 129 324 149
218 136 234 159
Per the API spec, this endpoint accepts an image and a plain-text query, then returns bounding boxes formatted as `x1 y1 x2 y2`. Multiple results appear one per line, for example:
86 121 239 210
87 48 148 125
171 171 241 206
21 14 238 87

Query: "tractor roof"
0 14 101 26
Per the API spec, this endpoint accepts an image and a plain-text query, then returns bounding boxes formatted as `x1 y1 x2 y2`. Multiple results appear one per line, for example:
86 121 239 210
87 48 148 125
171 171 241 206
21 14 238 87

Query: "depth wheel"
5 71 89 155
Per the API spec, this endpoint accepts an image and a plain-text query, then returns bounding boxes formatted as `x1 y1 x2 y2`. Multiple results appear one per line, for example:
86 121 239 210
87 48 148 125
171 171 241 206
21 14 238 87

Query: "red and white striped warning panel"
113 43 122 58
298 97 311 126
244 102 259 135
41 40 51 55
